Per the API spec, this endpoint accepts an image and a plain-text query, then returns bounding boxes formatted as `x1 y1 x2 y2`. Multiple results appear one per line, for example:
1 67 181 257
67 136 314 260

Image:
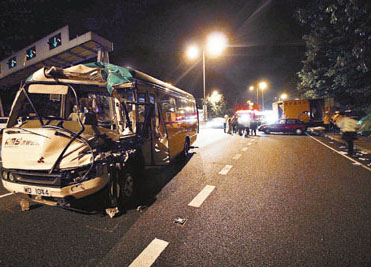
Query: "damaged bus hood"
1 121 117 170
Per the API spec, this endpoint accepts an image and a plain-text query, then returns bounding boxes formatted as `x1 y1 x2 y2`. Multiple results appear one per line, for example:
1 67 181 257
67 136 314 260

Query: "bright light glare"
206 32 228 57
186 45 200 60
249 86 254 91
280 93 288 100
259 81 268 90
262 110 277 124
209 90 222 103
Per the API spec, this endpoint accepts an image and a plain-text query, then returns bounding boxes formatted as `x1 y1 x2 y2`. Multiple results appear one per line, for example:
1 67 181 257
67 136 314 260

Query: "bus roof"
26 62 194 99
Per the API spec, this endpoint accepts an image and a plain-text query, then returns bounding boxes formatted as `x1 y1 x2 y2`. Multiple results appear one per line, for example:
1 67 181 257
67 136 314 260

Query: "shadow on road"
66 152 196 216
135 152 196 209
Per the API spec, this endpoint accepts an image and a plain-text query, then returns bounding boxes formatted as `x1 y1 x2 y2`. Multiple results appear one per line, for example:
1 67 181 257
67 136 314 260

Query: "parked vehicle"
258 119 306 135
0 62 198 215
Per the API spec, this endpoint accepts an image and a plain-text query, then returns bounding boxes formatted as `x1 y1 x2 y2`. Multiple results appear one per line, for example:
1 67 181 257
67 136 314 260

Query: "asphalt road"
0 128 371 266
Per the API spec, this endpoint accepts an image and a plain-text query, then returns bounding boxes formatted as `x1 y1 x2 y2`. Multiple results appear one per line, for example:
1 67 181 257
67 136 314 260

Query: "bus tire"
182 138 190 160
108 166 136 211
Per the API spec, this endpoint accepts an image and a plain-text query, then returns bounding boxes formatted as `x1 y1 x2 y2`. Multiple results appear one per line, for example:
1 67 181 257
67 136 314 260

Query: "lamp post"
202 50 207 121
258 81 268 111
186 32 228 121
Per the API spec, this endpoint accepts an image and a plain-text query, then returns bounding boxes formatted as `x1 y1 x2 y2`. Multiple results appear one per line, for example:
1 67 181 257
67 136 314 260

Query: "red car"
258 119 306 135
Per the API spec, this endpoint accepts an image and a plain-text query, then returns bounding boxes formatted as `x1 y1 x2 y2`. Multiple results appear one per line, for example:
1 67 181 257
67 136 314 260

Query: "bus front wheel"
108 166 136 212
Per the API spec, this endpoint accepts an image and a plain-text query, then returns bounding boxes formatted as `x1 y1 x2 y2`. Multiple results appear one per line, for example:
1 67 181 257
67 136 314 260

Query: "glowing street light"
186 32 228 121
186 45 200 61
258 81 268 111
206 32 228 57
280 93 288 101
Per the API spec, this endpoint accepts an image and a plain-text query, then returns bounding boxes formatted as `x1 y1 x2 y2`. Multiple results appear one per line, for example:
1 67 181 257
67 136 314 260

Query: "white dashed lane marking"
219 165 233 175
129 238 169 267
188 185 216 208
308 134 371 172
232 154 241 160
0 193 13 199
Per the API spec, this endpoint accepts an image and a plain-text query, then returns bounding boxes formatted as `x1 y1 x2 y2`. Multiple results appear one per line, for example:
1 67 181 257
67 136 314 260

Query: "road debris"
20 199 30 211
105 207 119 218
136 205 147 213
174 217 188 226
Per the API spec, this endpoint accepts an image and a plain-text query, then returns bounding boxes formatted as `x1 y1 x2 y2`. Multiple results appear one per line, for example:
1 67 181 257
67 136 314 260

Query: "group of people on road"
224 114 237 134
223 114 258 136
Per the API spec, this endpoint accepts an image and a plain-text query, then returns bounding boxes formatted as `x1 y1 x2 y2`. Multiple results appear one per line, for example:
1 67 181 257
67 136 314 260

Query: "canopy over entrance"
0 25 113 88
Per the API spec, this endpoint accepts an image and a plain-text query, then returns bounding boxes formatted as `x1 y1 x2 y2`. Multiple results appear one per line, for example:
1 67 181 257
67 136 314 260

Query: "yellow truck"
272 98 334 126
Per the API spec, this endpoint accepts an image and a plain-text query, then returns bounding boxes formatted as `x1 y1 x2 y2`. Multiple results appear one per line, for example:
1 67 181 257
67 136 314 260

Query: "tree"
206 91 227 118
297 0 371 111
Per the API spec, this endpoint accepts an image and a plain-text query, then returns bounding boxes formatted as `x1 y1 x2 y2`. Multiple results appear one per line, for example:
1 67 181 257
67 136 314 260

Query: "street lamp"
280 93 288 101
258 81 268 111
186 32 228 121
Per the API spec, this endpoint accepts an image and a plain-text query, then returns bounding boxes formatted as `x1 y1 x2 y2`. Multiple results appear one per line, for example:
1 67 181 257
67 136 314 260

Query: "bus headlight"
2 171 8 180
9 173 15 182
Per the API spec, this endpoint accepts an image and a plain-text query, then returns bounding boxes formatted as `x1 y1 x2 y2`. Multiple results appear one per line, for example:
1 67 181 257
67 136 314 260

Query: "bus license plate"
24 187 50 196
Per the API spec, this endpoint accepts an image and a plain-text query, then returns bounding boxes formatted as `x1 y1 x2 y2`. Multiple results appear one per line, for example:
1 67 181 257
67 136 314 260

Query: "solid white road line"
308 134 371 172
0 193 13 199
219 165 233 175
129 238 169 267
188 185 216 208
241 147 248 152
232 154 242 160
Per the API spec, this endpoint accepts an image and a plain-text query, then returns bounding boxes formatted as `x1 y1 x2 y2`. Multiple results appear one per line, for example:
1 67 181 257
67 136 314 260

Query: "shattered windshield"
12 83 117 130
25 92 62 119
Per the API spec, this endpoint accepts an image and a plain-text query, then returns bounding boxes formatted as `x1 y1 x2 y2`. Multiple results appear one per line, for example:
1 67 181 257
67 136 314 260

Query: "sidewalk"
324 132 371 153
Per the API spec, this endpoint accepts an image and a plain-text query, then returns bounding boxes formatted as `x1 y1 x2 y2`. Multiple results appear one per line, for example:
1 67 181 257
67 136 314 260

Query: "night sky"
0 0 305 109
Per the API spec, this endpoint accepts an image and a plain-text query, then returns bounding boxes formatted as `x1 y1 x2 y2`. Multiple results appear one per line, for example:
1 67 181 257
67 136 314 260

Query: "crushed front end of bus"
1 63 150 217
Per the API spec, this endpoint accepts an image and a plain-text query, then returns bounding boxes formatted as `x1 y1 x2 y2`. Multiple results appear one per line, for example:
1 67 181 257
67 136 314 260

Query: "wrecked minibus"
0 62 198 215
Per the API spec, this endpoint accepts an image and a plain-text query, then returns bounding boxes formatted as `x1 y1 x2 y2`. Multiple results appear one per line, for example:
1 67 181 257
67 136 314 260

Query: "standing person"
332 111 343 132
323 111 330 132
245 117 250 137
227 117 233 134
250 119 257 136
223 114 229 133
339 111 359 156
232 115 238 134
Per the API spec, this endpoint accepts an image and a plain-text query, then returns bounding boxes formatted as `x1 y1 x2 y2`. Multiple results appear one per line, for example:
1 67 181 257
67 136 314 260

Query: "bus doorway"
150 93 170 165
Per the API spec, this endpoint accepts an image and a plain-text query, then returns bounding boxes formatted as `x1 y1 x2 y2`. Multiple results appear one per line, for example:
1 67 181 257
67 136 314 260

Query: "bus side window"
137 93 146 123
118 89 136 135
176 99 188 121
161 96 176 123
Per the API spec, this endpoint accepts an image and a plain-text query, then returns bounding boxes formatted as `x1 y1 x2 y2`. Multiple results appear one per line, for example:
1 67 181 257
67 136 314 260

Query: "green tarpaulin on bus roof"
84 62 134 94
26 62 134 95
